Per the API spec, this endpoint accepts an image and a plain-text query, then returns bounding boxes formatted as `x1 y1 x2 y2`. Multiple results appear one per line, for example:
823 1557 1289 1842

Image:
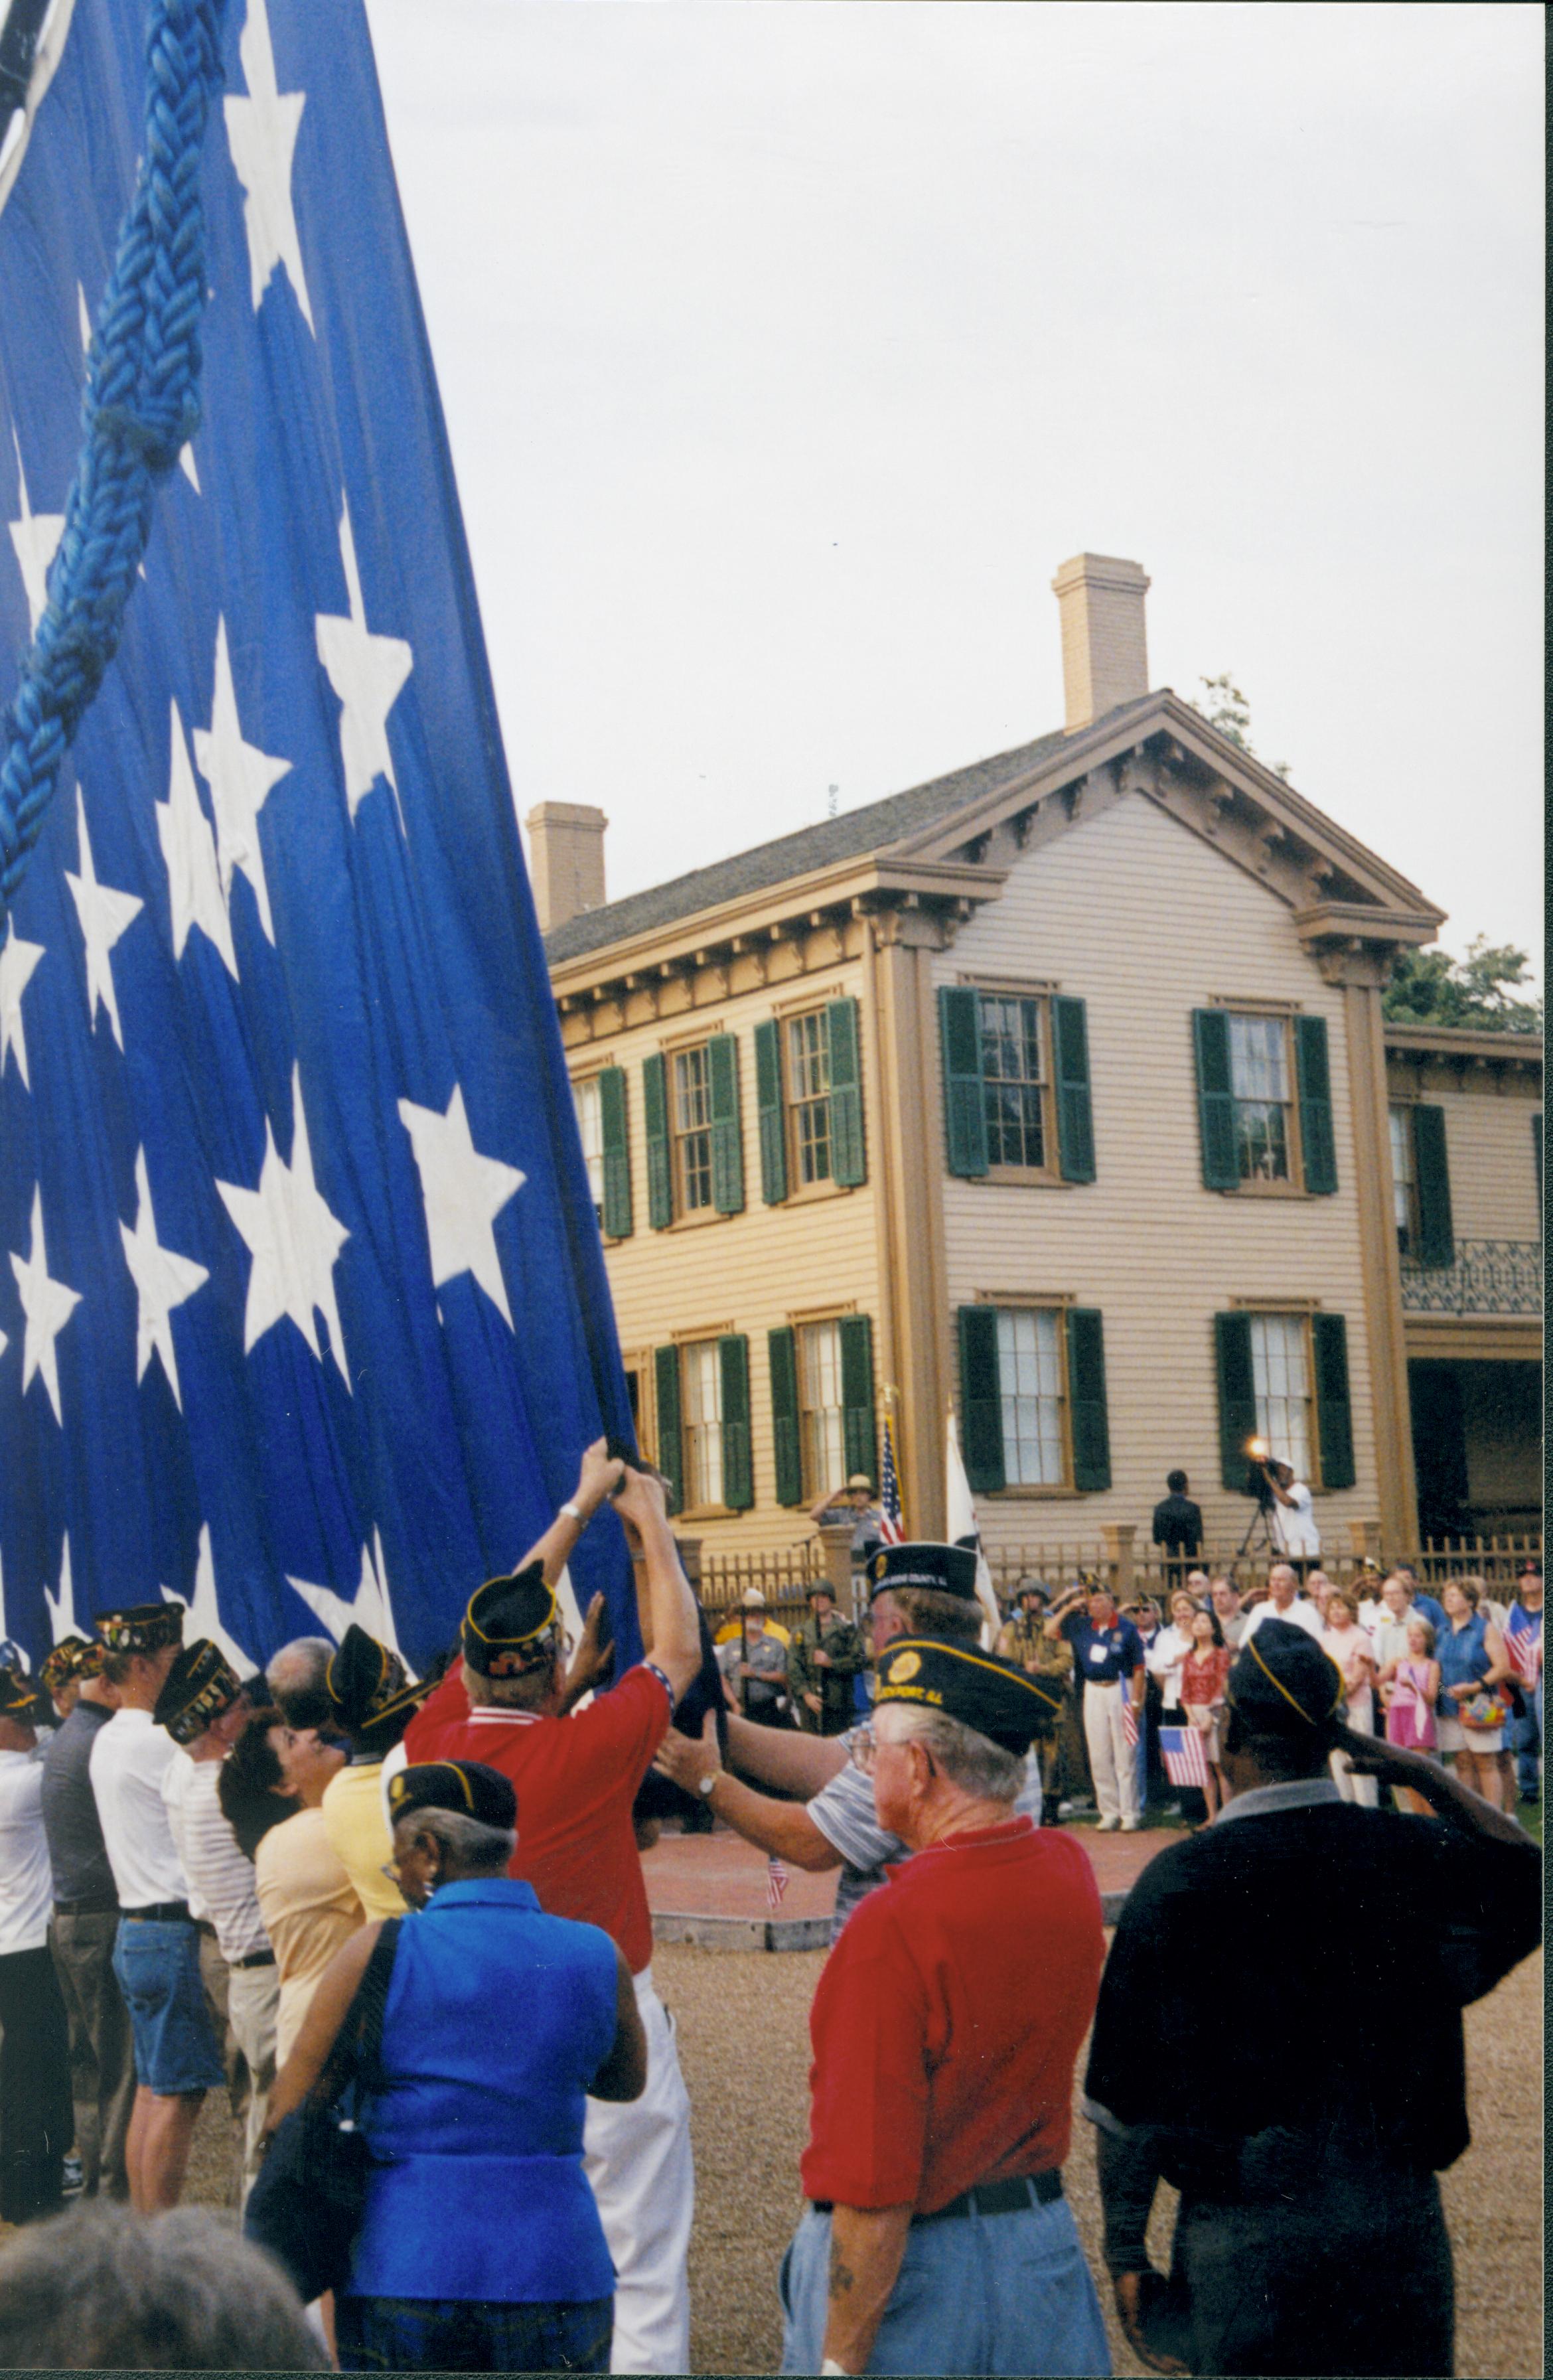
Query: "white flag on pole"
946 1410 1002 1650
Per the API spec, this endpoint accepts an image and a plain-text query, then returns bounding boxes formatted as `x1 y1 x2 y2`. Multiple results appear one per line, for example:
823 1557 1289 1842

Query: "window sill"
663 1206 734 1232
1216 1181 1310 1200
784 1177 854 1207
988 1483 1082 1501
676 1503 739 1523
975 1167 1072 1189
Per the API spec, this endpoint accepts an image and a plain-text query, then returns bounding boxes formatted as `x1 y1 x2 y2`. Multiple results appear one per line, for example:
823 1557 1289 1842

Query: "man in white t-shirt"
1263 1459 1321 1564
0 1667 72 2225
1241 1565 1327 1646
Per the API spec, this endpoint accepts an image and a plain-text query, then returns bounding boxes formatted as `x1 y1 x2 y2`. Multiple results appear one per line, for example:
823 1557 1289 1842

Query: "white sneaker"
1120 1817 1142 1832
1096 1815 1120 1832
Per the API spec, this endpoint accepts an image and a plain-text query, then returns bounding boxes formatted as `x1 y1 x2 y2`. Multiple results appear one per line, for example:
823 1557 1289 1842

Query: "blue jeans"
336 2294 611 2372
1511 1690 1542 1796
779 2199 1110 2376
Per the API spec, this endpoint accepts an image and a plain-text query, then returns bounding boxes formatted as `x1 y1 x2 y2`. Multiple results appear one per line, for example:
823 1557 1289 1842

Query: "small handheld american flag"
765 1856 790 1911
1121 1698 1139 1750
1507 1621 1542 1686
1160 1724 1211 1790
879 1415 905 1546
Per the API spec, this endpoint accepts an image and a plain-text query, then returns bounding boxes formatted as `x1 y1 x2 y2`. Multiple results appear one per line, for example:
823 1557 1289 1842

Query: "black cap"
0 1666 47 1723
40 1635 104 1695
97 1602 185 1656
461 1563 558 1678
865 1542 979 1604
325 1626 427 1744
388 1759 517 1834
874 1638 1059 1752
1227 1618 1345 1736
153 1641 245 1748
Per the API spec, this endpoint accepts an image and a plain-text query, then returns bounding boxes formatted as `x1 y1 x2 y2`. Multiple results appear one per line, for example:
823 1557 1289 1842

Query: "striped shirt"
161 1749 270 1961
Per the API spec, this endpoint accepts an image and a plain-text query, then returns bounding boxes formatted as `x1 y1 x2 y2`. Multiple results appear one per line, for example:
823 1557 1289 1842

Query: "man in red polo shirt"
780 1638 1110 2377
394 1446 702 2375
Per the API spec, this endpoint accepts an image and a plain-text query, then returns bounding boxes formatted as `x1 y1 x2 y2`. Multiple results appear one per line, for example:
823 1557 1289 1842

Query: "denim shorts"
110 1919 226 2097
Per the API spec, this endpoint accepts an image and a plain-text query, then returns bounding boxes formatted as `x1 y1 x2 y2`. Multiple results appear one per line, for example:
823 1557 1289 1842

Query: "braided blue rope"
0 0 227 921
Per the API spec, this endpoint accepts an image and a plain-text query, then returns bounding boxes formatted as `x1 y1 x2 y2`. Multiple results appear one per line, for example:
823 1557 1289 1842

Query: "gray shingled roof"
543 719 1083 964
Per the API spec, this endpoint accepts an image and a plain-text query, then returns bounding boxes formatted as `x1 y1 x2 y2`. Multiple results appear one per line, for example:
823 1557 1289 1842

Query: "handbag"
1457 1687 1512 1733
244 1917 402 2303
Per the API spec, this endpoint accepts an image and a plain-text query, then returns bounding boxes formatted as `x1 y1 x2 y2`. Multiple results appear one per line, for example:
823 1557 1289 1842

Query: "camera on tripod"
1243 1436 1276 1507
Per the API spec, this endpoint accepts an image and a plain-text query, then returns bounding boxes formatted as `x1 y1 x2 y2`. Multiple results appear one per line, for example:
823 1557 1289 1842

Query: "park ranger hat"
875 1637 1060 1751
462 1562 559 1678
1227 1617 1345 1736
388 1759 517 1834
865 1542 979 1603
96 1601 185 1656
325 1624 428 1744
39 1635 104 1694
154 1639 245 1748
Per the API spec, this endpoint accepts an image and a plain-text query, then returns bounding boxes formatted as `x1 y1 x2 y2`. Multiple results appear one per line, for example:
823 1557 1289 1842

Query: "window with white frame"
681 1339 724 1509
573 1077 605 1227
1228 1013 1294 1184
785 1011 832 1187
798 1320 847 1501
980 994 1051 1170
672 1045 715 1215
1249 1313 1312 1482
996 1307 1067 1485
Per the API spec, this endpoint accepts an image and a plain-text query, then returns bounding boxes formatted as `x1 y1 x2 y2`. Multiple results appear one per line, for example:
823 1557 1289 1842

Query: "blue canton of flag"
0 0 639 1675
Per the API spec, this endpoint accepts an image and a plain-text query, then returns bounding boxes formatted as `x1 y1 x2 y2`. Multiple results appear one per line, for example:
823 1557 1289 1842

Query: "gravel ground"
163 1937 1543 2377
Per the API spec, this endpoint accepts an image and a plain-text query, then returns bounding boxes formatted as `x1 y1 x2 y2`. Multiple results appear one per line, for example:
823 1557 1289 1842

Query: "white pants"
1084 1681 1140 1822
583 1967 694 2374
1329 1691 1379 1809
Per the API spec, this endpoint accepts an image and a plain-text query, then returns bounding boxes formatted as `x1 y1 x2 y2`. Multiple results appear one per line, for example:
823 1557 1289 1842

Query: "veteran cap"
1227 1617 1345 1736
0 1665 47 1722
875 1637 1059 1751
325 1625 427 1742
865 1542 979 1604
96 1602 185 1657
39 1635 104 1696
388 1759 517 1834
153 1640 245 1748
461 1562 559 1678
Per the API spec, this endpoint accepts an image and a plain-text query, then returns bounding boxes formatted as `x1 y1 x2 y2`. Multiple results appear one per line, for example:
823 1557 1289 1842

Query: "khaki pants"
1084 1680 1141 1823
46 1910 135 2199
197 1934 279 2205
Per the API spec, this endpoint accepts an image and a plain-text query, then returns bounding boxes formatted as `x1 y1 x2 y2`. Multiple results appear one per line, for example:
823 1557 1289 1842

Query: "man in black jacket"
1150 1473 1203 1580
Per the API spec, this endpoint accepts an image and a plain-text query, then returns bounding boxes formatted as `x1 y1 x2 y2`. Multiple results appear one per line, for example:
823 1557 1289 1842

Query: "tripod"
1231 1496 1279 1576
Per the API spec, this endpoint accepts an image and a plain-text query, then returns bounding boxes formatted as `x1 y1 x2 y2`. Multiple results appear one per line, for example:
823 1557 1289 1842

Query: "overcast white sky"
363 0 1542 976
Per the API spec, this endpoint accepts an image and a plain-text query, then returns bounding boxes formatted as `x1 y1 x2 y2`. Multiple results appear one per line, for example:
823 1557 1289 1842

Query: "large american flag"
1159 1724 1211 1790
878 1412 905 1545
0 3 639 1674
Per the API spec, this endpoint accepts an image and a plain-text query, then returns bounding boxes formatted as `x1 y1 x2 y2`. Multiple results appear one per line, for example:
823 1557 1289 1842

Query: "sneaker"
1120 1817 1142 1832
1096 1815 1120 1832
62 2154 84 2197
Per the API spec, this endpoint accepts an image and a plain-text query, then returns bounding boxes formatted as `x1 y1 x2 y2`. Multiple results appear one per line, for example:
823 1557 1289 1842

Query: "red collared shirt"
404 1663 670 1973
801 1814 1105 2214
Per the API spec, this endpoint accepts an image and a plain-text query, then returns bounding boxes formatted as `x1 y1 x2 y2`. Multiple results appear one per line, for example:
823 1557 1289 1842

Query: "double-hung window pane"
673 1047 713 1213
1249 1315 1311 1482
1228 1014 1291 1183
799 1320 846 1501
1388 1105 1414 1252
981 996 1047 1169
682 1340 724 1508
786 1013 832 1185
996 1307 1065 1485
573 1078 604 1225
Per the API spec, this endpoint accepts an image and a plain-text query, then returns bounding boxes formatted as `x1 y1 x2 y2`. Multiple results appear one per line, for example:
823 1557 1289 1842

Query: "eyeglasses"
850 1723 933 1779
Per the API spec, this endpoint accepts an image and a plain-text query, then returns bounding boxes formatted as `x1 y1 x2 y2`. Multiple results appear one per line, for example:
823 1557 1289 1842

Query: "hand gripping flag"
0 1 640 1676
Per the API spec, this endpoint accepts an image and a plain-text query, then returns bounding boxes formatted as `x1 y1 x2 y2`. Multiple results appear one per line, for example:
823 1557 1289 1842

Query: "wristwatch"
560 1501 583 1523
697 1772 719 1797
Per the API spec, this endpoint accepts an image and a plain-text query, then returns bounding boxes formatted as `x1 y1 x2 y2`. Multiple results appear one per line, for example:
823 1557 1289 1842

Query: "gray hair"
398 1805 516 1870
880 1705 1024 1801
0 2201 327 2369
264 1637 336 1730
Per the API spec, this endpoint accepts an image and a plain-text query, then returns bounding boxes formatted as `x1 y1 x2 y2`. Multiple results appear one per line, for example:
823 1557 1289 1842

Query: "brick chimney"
525 802 607 934
1051 553 1151 732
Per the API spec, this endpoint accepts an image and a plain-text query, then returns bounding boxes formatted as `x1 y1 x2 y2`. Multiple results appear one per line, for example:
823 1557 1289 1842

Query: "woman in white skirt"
1436 1576 1513 1809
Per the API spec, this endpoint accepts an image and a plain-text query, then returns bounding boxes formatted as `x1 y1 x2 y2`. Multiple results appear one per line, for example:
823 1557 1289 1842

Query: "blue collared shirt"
1061 1614 1144 1686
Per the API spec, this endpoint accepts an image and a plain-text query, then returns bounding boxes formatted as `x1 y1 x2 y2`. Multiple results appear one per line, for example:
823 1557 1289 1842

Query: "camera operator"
1255 1453 1320 1569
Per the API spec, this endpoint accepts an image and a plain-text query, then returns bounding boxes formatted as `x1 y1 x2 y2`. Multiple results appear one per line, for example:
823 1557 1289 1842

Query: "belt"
230 1949 276 1971
813 2172 1062 2223
53 1896 117 1918
121 1901 191 1924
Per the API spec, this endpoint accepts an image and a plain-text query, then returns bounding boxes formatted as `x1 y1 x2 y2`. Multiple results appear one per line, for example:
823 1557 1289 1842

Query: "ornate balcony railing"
1399 1238 1542 1317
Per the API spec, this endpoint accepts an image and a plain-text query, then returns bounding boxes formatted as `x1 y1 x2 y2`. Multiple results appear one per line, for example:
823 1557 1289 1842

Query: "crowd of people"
0 1446 1540 2375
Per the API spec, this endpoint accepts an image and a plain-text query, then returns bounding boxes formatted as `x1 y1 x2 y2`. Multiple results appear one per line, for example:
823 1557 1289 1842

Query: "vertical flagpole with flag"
946 1409 1002 1650
878 1407 905 1545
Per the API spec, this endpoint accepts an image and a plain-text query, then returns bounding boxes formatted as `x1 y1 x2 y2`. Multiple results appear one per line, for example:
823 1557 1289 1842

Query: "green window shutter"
708 1033 745 1215
1214 1311 1256 1491
1313 1312 1356 1491
1066 1307 1111 1491
642 1053 672 1230
768 1327 803 1506
599 1067 632 1240
719 1334 753 1510
826 999 867 1187
1412 1104 1455 1267
754 1019 787 1205
938 987 988 1177
1051 995 1096 1183
957 1305 1005 1494
654 1344 684 1513
839 1314 877 1482
1193 1010 1238 1191
1295 1014 1338 1195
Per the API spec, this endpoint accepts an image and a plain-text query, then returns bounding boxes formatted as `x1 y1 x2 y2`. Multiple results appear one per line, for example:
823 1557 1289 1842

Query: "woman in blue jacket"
265 1759 646 2373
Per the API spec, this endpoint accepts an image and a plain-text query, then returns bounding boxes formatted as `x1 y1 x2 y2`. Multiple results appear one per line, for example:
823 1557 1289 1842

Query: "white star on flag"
216 1065 350 1380
164 1526 251 1670
0 929 44 1090
11 1187 81 1424
44 1534 82 1645
121 1148 208 1410
398 1084 525 1329
193 617 291 944
158 698 238 978
315 500 413 827
65 791 143 1048
289 1528 407 1664
224 0 314 333
7 428 63 636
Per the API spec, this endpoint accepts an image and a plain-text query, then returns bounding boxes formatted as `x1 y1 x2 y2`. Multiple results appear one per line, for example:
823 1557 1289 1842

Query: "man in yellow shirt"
319 1629 429 1921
